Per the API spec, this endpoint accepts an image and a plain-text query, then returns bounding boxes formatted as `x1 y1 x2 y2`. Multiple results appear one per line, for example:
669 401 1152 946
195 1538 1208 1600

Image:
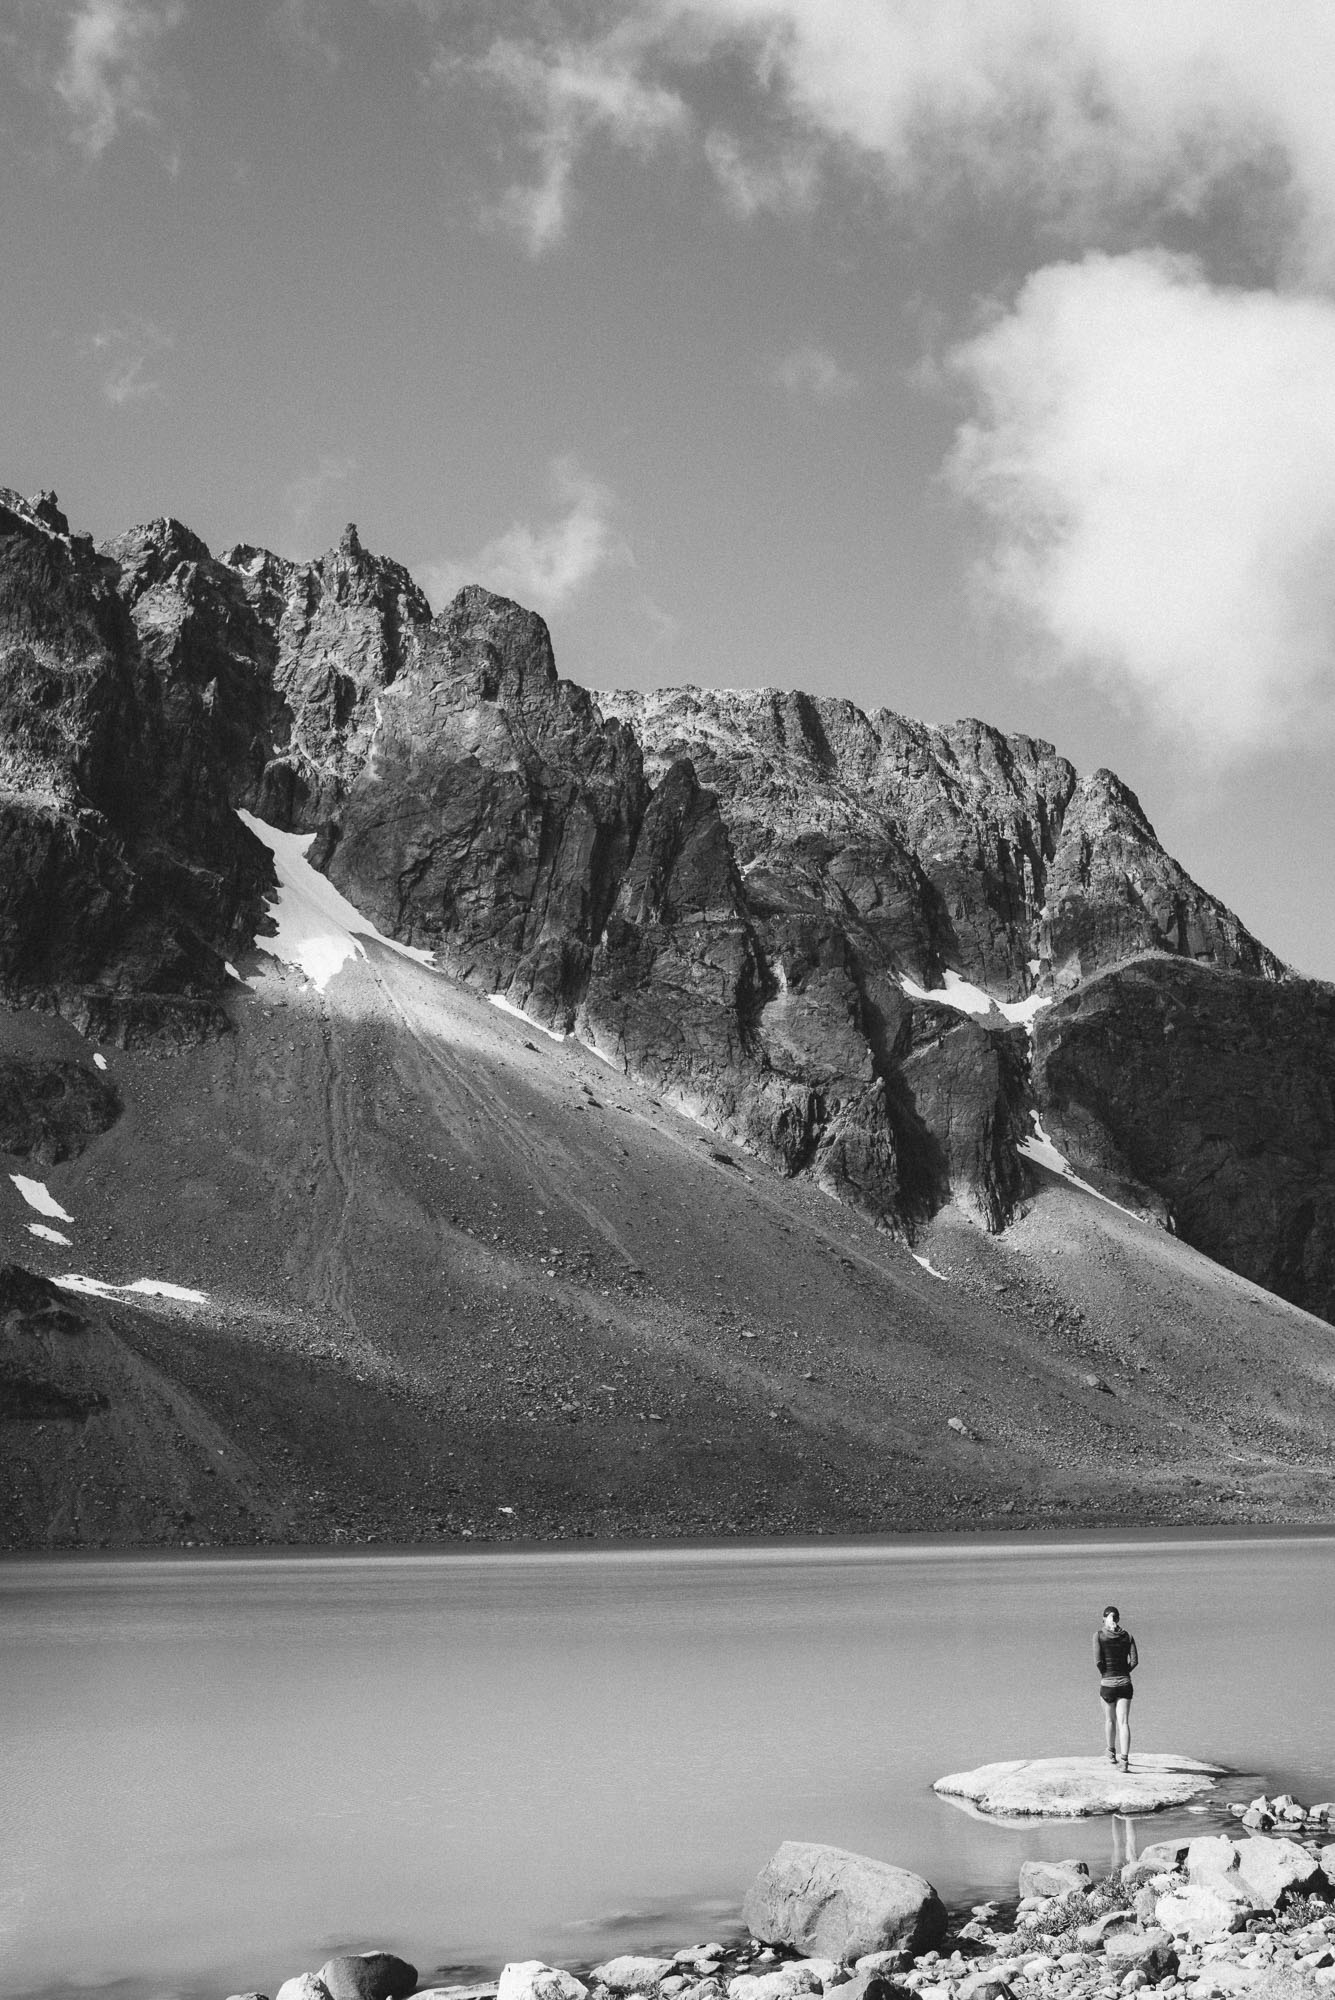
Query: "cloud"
269 0 341 71
447 3 1335 277
424 459 629 613
284 454 357 539
54 0 183 156
946 252 1335 761
90 314 173 405
454 31 688 253
771 343 858 403
703 128 819 218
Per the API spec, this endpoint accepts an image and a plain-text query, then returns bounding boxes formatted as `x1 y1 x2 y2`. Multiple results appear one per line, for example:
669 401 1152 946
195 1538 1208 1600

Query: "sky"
3 1 1335 980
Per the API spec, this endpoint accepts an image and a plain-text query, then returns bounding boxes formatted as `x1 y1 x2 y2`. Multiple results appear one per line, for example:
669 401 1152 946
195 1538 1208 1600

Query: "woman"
1095 1604 1138 1770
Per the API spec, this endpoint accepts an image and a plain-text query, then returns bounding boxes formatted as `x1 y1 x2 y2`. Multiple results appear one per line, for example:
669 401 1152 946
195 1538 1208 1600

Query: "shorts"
1100 1681 1133 1705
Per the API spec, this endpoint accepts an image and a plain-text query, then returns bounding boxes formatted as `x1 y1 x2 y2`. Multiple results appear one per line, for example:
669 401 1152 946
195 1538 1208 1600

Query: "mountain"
2 485 1334 1549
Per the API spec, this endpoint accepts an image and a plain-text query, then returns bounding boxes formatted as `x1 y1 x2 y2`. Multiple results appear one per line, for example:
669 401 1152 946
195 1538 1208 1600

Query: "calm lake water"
2 1534 1334 2000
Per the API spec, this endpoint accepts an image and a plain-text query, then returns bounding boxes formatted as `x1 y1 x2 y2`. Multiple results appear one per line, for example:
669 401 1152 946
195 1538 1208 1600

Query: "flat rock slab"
934 1755 1226 1818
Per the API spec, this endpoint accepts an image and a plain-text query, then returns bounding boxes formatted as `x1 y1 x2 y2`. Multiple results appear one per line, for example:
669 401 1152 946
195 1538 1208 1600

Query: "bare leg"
1103 1698 1116 1759
1116 1698 1132 1768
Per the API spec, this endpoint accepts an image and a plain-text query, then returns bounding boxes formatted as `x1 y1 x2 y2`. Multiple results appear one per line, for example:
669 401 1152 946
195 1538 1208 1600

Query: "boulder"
1187 1836 1248 1879
1235 1837 1329 1908
934 1755 1223 1818
1322 1846 1335 1886
276 1980 333 2000
1103 1930 1177 1980
1156 1879 1255 1943
1184 1833 1327 1910
743 1842 947 1960
498 1966 590 2000
590 1961 676 1995
317 1954 419 2000
1077 1911 1139 1950
1018 1859 1091 1899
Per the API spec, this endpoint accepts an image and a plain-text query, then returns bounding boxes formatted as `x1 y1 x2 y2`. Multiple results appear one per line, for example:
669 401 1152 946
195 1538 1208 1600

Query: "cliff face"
2 487 1330 1321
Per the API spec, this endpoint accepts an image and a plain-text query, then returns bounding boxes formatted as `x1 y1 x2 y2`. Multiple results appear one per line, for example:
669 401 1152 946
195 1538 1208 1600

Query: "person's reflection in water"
1110 1814 1138 1874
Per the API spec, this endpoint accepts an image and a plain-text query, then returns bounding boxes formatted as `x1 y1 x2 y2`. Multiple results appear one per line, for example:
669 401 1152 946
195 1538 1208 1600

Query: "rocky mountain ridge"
1 485 1331 1326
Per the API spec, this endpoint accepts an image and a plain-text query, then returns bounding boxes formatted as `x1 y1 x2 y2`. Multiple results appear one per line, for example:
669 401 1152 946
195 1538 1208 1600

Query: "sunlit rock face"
2 487 1331 1318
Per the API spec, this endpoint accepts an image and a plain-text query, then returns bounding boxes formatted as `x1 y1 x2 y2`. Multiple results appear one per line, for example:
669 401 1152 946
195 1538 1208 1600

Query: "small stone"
728 1971 823 2000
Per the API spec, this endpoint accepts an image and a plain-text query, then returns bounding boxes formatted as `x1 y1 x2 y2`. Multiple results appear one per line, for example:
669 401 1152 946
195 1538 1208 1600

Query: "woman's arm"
1129 1638 1139 1670
1093 1631 1102 1667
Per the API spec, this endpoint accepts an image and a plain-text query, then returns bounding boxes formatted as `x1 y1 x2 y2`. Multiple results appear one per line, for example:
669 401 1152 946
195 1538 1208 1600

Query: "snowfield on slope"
900 970 1049 1028
238 811 436 992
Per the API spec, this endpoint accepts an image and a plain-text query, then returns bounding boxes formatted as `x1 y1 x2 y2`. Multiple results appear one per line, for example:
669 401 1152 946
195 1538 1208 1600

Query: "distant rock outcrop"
2 486 1332 1319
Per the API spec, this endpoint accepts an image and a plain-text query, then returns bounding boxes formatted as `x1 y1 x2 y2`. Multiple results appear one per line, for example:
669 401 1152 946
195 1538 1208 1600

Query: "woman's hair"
1103 1605 1120 1620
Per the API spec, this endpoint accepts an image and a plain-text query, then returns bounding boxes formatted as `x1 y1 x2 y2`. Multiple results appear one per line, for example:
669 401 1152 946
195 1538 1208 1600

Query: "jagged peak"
0 487 72 541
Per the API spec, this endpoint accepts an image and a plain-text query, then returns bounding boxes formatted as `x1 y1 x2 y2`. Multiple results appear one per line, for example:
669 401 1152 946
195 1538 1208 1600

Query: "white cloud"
946 252 1335 761
771 343 857 403
424 459 629 613
54 0 183 156
450 3 1335 276
90 314 173 405
269 0 341 71
284 454 357 540
456 31 688 253
703 128 819 218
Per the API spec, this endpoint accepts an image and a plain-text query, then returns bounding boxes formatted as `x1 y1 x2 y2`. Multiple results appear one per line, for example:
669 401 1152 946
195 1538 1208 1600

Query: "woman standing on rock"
1096 1605 1138 1771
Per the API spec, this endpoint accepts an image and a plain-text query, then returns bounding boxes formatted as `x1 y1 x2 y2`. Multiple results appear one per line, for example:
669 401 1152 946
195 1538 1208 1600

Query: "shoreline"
6 1520 1335 1568
244 1794 1335 2000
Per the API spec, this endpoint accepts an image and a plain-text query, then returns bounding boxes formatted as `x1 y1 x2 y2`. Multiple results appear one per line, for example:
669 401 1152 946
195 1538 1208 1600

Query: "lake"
2 1533 1333 2000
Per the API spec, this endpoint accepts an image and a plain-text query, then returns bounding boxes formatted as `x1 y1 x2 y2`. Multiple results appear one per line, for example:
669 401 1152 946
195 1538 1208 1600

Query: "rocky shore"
229 1795 1335 2000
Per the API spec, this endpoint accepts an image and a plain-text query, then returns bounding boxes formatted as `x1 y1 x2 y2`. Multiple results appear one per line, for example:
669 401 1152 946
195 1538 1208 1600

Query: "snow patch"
93 1053 108 1071
901 970 992 1017
55 1275 209 1304
27 1223 72 1247
901 969 1051 1030
238 810 435 992
1018 1113 1142 1221
487 993 568 1043
912 1251 949 1283
1000 991 1051 1029
9 1175 74 1222
1019 1113 1072 1177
